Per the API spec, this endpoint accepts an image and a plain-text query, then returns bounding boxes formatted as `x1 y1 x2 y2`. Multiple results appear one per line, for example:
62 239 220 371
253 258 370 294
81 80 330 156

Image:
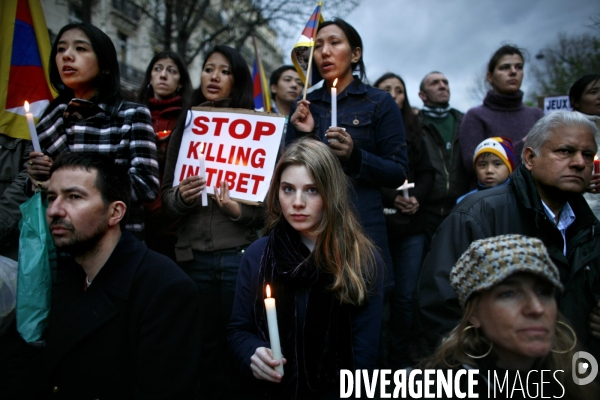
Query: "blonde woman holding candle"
228 138 383 399
287 18 408 287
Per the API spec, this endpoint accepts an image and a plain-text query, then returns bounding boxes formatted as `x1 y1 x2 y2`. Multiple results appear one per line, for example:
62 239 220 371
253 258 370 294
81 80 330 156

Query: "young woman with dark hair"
374 72 435 369
138 51 192 259
286 18 408 289
460 44 543 177
27 22 158 238
161 44 262 399
229 138 383 399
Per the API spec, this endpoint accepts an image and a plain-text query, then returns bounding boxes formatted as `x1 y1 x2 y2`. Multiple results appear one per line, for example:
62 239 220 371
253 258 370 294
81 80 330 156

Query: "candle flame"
24 101 30 112
333 78 338 88
595 155 598 162
200 142 205 154
266 284 271 298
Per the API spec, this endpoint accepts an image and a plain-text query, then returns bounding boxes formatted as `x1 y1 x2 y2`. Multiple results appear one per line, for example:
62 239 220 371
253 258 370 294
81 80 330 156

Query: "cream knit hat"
450 234 563 307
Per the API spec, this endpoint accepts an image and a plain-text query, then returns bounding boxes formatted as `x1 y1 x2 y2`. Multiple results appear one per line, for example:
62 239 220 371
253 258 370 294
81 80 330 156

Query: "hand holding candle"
264 285 284 375
24 101 41 152
397 179 415 199
198 142 208 206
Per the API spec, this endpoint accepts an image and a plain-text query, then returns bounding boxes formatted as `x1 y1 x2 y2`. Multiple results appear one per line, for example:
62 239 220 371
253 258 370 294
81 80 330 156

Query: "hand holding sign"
179 175 206 205
213 180 242 218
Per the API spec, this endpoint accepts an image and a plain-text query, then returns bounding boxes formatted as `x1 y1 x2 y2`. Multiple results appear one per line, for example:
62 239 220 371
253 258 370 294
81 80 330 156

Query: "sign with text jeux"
172 107 286 203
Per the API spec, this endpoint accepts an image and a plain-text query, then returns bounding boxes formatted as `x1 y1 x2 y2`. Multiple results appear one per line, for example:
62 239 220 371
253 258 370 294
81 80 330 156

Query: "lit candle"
264 284 284 375
397 179 415 199
24 101 41 152
199 142 208 206
331 78 338 127
595 155 600 174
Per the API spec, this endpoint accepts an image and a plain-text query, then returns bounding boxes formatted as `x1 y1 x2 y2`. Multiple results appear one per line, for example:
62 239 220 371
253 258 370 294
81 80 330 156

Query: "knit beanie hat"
450 234 563 307
473 137 516 173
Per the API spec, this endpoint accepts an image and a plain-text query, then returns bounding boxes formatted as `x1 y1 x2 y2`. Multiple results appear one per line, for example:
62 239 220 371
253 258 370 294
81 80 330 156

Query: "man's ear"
486 71 493 85
418 91 427 103
522 147 536 171
270 83 278 96
107 201 127 227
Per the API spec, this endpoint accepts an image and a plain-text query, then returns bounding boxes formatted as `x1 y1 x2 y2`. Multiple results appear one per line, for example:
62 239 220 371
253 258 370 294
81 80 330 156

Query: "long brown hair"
265 138 377 305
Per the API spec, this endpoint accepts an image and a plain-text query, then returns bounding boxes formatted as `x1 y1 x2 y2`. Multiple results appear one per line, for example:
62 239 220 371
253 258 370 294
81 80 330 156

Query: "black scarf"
253 221 354 399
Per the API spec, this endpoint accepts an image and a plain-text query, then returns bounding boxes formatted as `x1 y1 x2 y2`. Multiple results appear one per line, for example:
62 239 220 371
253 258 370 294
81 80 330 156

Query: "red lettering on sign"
212 118 229 136
253 121 276 140
250 175 265 195
236 173 250 193
192 116 209 135
251 148 266 168
229 119 252 139
187 141 201 159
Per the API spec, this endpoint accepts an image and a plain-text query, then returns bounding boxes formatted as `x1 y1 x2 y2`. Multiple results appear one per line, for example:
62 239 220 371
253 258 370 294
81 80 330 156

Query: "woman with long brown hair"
228 138 383 399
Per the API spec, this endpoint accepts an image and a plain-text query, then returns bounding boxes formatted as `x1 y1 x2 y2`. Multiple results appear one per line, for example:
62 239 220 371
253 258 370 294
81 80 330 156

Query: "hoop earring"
460 325 493 359
552 321 577 354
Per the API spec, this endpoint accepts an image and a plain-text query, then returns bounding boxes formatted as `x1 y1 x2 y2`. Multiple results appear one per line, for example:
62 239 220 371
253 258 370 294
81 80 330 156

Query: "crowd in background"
0 16 599 400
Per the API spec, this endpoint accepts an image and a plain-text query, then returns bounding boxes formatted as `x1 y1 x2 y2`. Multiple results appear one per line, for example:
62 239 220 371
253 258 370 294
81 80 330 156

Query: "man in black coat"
415 111 600 361
39 153 200 399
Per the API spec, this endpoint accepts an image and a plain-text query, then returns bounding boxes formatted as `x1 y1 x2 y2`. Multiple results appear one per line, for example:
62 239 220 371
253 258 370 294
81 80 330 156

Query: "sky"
281 0 598 112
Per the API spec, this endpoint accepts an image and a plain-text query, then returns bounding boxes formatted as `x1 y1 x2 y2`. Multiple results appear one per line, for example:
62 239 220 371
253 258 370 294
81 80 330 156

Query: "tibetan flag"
252 59 271 112
0 0 56 140
291 2 324 88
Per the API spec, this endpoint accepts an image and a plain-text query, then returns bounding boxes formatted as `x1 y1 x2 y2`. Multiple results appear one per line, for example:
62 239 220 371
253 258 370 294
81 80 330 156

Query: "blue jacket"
286 77 408 274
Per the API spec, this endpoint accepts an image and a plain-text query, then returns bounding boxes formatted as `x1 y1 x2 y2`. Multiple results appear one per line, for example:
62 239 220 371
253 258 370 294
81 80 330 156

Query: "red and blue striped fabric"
0 0 55 139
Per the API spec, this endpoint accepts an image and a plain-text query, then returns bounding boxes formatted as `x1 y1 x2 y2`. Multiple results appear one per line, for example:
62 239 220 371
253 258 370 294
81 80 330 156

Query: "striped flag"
0 0 56 139
252 40 272 112
291 2 324 88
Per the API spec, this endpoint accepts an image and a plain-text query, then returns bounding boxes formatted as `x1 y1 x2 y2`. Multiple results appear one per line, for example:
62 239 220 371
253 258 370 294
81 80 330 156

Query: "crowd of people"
0 17 599 400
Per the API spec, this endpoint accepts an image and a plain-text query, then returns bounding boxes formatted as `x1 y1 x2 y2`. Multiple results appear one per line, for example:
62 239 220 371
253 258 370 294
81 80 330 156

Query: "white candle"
199 142 208 206
24 101 41 152
264 284 284 375
397 179 415 199
331 78 338 127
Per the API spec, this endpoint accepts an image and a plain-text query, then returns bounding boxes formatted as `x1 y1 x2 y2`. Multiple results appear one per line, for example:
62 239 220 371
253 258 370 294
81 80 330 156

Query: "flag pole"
252 36 268 111
302 42 315 101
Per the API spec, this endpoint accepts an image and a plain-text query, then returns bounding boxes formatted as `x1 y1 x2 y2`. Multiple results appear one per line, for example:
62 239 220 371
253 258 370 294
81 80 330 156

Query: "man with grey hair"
417 71 470 239
415 111 600 361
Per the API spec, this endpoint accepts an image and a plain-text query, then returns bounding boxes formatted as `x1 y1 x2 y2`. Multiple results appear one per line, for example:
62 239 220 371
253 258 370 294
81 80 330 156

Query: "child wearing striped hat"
456 137 515 203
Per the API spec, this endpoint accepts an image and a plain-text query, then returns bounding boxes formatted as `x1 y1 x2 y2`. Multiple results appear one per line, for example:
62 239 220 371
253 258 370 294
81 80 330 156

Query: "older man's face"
525 126 596 196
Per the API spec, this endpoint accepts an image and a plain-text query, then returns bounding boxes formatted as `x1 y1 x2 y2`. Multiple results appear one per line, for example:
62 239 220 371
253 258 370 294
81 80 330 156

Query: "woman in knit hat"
456 136 515 203
420 234 597 399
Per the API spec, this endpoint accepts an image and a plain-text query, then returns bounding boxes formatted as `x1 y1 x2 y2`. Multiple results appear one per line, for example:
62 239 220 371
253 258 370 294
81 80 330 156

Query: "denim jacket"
286 77 408 275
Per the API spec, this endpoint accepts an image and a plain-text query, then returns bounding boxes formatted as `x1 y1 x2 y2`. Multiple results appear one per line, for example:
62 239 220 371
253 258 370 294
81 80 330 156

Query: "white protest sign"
173 107 286 203
544 95 571 114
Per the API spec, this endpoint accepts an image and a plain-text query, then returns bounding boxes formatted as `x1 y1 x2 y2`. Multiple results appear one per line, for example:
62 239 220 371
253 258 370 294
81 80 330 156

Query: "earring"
552 321 577 354
147 84 152 91
460 325 493 359
176 87 181 93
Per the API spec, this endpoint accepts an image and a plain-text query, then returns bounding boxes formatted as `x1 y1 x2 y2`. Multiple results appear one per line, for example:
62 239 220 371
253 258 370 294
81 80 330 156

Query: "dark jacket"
286 78 408 275
161 99 264 261
40 230 201 399
415 164 600 360
381 136 435 237
418 109 470 222
0 134 32 260
228 234 383 396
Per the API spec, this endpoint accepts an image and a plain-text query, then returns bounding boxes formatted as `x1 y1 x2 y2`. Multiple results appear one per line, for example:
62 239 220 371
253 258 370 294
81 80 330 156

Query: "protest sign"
543 95 571 114
172 107 286 203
